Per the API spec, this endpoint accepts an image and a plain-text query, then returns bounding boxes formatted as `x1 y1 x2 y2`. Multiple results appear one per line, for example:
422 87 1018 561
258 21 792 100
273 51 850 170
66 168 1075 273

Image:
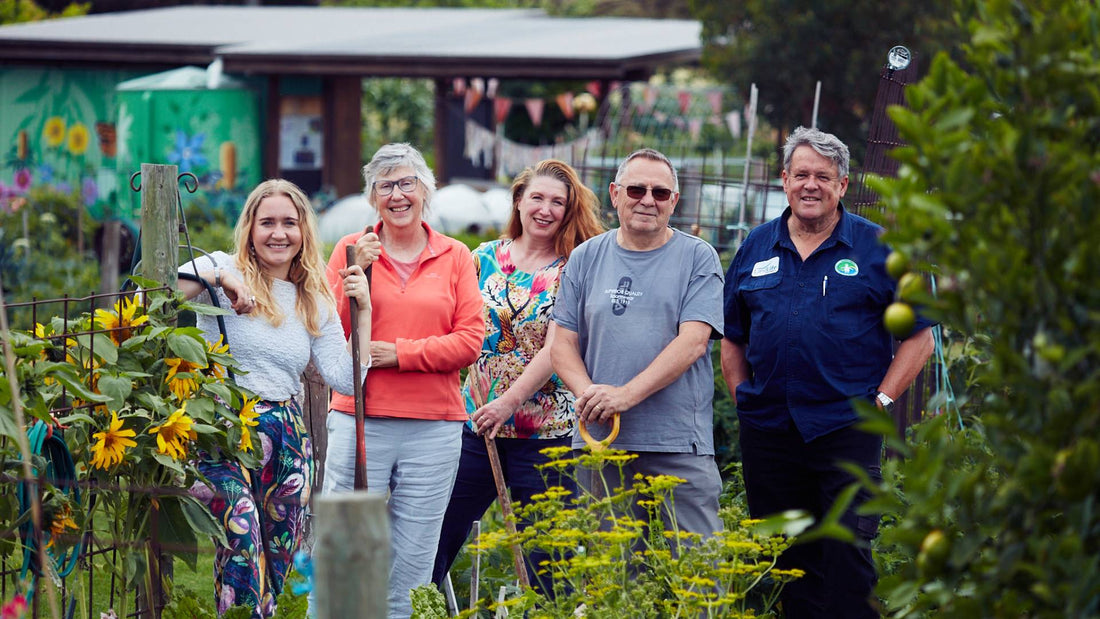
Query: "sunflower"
89 411 137 470
47 505 79 549
67 122 90 155
237 397 260 452
165 357 206 401
148 406 197 460
204 335 230 380
94 296 149 345
43 117 66 147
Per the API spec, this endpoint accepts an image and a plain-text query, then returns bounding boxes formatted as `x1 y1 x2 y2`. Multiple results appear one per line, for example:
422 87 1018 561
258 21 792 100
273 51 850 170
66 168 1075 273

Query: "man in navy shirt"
722 127 934 618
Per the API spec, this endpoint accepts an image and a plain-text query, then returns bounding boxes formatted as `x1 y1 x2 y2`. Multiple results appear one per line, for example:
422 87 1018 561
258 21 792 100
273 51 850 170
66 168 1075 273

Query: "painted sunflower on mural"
43 116 66 147
89 411 138 470
67 122 90 155
148 406 197 460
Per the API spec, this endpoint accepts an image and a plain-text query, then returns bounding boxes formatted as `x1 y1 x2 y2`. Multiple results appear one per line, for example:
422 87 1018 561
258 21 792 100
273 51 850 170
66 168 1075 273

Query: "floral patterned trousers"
191 399 313 619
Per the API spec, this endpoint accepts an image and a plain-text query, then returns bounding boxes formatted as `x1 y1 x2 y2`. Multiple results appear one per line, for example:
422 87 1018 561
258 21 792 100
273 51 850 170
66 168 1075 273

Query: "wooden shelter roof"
0 6 701 80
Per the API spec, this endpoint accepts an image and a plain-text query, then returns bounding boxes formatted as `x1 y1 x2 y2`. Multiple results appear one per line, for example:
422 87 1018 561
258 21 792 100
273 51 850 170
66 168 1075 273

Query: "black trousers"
740 421 883 619
432 425 574 595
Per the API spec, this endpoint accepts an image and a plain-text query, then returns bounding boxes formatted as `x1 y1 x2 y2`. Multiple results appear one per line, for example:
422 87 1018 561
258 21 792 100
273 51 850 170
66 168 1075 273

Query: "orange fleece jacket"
326 222 483 421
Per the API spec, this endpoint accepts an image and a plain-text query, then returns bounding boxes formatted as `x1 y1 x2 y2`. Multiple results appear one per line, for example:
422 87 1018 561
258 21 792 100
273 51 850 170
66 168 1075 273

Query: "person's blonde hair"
505 159 604 258
233 179 335 336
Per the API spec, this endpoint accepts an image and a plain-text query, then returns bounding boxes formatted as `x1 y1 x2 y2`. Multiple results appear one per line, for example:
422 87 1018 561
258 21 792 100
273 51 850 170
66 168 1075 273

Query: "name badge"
751 256 779 277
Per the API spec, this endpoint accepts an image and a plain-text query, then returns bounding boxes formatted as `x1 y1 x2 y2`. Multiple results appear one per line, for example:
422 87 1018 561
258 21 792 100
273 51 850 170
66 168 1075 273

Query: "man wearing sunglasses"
552 148 725 537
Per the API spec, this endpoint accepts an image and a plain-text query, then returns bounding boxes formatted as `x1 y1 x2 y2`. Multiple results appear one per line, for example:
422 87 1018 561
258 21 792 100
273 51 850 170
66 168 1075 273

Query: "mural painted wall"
1 66 263 222
0 67 138 219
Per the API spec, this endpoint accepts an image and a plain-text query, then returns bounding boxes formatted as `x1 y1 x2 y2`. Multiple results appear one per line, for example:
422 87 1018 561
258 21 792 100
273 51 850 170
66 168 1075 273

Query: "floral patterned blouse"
463 239 575 439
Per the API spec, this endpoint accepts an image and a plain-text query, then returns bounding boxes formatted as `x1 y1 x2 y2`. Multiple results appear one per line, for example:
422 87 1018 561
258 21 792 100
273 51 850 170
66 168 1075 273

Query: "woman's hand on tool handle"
471 393 520 439
355 230 382 270
340 264 373 363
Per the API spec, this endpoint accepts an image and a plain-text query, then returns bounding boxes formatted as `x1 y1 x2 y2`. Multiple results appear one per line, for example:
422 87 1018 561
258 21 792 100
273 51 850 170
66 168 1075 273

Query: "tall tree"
692 0 958 160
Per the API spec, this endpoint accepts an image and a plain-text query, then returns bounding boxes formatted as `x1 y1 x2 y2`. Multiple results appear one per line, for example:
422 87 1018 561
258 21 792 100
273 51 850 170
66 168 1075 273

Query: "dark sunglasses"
625 185 673 201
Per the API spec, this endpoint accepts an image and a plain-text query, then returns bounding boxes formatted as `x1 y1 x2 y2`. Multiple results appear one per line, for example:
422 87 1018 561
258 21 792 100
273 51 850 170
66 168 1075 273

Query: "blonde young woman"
179 179 371 619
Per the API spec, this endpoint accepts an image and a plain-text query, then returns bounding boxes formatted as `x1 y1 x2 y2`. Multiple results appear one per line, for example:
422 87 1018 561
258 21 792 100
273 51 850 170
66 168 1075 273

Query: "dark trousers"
432 426 574 595
739 421 883 619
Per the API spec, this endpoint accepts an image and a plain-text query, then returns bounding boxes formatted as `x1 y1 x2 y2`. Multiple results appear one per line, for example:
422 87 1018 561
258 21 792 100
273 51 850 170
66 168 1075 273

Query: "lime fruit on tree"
884 302 916 337
917 529 951 577
897 272 925 302
885 251 908 280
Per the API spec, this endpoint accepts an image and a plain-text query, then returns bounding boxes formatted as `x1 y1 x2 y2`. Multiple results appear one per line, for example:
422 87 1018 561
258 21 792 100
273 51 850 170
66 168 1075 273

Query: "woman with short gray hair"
321 143 483 618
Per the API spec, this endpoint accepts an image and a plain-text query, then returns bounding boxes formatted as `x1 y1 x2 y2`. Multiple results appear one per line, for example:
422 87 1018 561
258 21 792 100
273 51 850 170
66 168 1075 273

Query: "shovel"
346 245 371 491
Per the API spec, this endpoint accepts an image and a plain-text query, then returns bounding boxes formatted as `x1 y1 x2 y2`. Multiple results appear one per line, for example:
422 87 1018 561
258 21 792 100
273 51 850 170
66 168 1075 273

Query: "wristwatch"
875 391 895 411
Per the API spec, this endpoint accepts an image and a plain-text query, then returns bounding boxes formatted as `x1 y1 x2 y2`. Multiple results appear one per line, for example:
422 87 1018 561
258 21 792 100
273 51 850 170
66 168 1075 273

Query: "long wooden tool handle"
347 244 369 491
468 365 530 589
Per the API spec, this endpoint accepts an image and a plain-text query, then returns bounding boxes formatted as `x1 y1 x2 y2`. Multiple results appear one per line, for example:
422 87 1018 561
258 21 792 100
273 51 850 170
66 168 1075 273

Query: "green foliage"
0 189 101 329
693 0 960 159
451 448 803 618
361 78 436 166
862 0 1100 615
410 584 448 618
0 0 87 24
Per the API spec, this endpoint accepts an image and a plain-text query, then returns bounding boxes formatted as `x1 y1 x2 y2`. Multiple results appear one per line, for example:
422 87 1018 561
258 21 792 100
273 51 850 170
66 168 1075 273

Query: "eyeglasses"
373 176 419 196
624 185 673 202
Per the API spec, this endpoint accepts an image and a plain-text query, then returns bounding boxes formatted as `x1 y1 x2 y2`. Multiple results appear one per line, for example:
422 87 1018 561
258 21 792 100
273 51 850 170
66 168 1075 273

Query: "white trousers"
319 412 462 619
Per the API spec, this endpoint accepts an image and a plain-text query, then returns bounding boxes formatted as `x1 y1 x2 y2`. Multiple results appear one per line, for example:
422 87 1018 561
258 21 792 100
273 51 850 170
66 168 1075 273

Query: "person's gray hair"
614 148 679 192
362 143 437 210
782 127 850 178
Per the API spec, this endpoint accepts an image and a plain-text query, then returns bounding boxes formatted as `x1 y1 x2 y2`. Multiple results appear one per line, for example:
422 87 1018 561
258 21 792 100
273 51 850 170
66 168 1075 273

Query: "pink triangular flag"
525 98 545 126
452 78 466 96
586 80 602 97
486 78 500 99
707 91 723 116
689 118 703 140
465 88 484 114
643 85 658 111
678 90 692 115
494 97 513 124
556 92 575 120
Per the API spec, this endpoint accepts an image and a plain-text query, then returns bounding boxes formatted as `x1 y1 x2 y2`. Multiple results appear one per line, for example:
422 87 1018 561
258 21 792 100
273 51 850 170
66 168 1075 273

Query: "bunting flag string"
453 78 746 142
463 119 603 178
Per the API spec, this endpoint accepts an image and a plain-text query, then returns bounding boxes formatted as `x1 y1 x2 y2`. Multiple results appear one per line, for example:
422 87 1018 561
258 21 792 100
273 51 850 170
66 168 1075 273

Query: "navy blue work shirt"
723 205 933 441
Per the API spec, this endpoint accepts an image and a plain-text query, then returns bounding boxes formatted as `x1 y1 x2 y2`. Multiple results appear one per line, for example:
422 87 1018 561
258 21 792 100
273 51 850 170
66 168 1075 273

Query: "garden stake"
346 245 370 491
468 365 531 589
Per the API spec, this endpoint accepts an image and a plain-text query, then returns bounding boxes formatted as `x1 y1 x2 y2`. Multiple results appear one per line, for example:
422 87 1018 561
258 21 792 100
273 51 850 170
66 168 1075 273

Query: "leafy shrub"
863 0 1100 615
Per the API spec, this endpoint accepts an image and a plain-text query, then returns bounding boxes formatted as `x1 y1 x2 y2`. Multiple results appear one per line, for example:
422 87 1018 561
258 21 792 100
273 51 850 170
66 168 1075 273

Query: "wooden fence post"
314 492 389 619
140 163 178 288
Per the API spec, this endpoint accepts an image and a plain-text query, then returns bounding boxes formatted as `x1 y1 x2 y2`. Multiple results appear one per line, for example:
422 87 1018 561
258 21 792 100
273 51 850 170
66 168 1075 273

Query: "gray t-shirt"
553 228 724 454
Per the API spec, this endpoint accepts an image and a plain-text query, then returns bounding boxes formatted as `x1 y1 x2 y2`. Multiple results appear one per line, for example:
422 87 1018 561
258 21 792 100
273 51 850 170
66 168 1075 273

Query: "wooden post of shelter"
313 492 390 619
140 163 179 289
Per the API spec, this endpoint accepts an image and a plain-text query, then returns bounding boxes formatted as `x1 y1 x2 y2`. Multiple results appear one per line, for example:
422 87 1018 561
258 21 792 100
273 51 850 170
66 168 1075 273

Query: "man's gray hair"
614 148 679 192
362 142 437 209
782 127 850 178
